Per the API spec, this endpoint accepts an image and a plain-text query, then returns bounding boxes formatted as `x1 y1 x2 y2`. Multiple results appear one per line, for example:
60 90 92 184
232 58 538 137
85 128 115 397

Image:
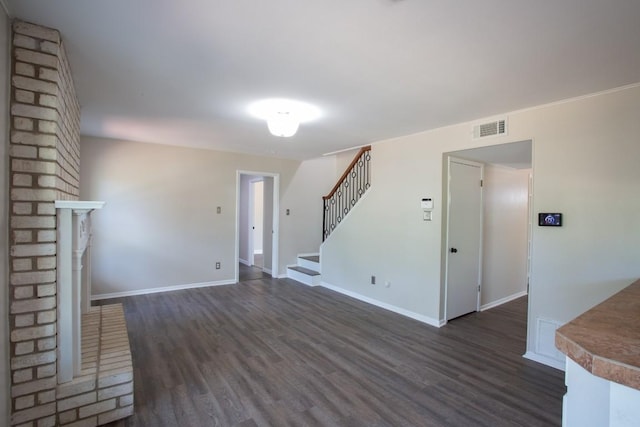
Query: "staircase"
287 146 371 287
323 145 371 241
287 254 321 286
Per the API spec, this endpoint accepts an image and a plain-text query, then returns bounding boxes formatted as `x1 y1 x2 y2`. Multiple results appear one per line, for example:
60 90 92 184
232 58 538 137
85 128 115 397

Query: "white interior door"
446 158 483 320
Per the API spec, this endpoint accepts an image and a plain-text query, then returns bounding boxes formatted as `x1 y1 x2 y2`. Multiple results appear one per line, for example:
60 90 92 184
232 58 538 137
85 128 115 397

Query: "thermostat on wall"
421 198 434 210
538 213 562 226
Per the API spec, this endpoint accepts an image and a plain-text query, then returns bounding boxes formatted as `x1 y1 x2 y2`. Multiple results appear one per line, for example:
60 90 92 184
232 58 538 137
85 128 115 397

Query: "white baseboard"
263 268 272 275
239 258 251 266
480 290 528 311
91 279 236 300
320 281 443 328
523 351 565 371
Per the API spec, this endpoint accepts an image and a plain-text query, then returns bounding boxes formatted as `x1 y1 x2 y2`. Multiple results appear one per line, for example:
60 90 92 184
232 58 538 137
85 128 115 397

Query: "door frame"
443 156 484 322
235 171 280 282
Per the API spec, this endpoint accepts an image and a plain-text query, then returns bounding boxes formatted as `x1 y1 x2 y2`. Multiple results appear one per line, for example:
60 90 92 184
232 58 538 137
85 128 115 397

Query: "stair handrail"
323 145 371 202
322 145 372 241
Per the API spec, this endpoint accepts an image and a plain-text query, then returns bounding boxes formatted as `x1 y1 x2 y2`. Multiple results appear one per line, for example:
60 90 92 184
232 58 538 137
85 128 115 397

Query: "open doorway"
443 140 533 322
236 171 279 282
250 179 264 268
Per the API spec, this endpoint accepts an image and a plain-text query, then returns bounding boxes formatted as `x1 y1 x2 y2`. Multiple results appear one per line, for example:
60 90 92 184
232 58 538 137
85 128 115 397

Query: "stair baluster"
322 146 371 241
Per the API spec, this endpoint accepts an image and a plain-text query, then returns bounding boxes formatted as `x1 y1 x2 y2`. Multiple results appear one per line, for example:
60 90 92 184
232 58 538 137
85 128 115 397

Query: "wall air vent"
473 118 507 139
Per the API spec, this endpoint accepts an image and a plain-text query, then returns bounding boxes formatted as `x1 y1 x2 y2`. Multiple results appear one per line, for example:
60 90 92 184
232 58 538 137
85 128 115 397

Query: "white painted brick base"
57 305 134 426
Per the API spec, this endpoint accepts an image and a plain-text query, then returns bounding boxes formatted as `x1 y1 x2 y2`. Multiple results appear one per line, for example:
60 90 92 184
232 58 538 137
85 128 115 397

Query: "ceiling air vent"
473 118 507 139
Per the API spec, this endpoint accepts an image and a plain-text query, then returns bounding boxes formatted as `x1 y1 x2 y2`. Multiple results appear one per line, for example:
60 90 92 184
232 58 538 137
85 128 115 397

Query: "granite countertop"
555 279 640 390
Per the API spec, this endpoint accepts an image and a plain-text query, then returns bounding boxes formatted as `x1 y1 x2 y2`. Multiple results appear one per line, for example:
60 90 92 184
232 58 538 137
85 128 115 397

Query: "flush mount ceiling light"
267 111 298 137
248 98 321 137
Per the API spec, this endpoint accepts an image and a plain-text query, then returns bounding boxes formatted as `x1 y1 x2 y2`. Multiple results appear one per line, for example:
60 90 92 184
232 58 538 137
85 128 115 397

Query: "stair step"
287 264 321 287
298 254 320 271
288 266 320 276
299 255 319 263
288 252 321 286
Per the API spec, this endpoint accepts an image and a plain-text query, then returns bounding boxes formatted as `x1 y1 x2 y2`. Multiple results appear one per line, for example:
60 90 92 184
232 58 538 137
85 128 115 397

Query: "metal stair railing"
322 146 371 241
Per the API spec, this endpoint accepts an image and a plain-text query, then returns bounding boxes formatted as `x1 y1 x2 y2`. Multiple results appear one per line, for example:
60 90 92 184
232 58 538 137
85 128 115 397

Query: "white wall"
80 86 640 369
80 136 335 295
481 165 530 308
262 177 274 272
523 86 640 368
252 180 264 254
238 174 268 266
322 135 450 325
279 155 336 259
239 174 270 269
238 174 251 264
321 84 640 367
335 148 362 178
1 6 10 425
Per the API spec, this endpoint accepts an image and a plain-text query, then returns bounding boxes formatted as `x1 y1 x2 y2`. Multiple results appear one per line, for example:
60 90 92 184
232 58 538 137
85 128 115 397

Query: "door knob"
450 247 458 253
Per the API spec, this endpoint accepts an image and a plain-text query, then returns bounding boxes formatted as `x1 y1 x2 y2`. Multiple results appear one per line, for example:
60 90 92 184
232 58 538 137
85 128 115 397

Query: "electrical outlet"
215 262 221 269
217 206 221 214
371 275 376 285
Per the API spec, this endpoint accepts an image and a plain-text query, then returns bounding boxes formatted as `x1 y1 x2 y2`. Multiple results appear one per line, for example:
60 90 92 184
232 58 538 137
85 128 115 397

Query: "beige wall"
321 84 640 368
481 165 530 307
80 136 336 296
1 7 10 426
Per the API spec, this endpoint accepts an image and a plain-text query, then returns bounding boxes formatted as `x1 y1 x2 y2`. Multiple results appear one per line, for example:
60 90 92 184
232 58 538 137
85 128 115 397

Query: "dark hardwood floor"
238 263 270 282
101 275 565 427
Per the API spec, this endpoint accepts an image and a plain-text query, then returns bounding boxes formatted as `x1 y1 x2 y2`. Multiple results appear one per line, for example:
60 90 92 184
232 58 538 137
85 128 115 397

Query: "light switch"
423 211 432 221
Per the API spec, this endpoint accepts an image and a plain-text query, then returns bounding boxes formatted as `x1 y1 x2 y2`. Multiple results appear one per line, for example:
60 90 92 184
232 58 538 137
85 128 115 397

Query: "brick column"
9 20 80 427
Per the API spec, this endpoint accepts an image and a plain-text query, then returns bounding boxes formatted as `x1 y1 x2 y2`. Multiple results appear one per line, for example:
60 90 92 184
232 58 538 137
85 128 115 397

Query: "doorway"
443 140 533 323
236 171 279 282
249 179 264 268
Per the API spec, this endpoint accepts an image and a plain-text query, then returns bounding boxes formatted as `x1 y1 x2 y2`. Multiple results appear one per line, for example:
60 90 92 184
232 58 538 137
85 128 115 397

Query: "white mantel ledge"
55 200 106 210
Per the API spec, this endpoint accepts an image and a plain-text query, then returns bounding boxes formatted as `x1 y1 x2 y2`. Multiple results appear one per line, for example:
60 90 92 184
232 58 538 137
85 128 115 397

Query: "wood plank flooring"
100 274 565 427
238 263 270 282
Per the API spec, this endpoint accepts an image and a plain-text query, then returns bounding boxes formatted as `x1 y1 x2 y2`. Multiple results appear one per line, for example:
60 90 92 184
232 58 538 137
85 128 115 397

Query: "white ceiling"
6 0 640 160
